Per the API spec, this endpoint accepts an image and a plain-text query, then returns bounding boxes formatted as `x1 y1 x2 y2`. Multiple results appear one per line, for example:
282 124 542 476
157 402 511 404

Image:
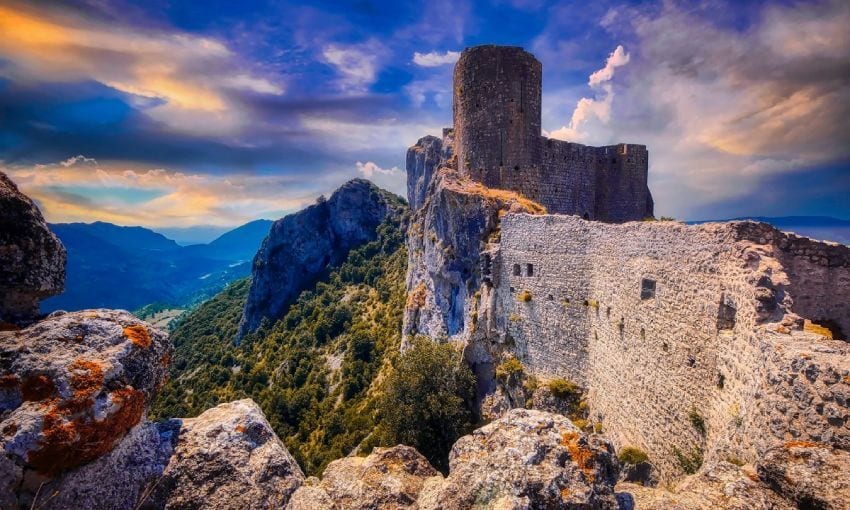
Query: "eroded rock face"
407 135 442 211
0 171 65 326
286 445 438 510
148 399 304 510
418 409 619 509
1 309 170 479
238 178 404 341
757 442 850 510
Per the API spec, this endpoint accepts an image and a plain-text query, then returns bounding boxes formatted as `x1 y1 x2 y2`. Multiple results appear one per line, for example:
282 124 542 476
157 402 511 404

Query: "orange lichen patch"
406 282 428 310
21 374 56 401
160 352 172 367
68 359 104 400
0 373 19 389
441 170 547 215
123 324 152 348
562 432 596 482
27 387 145 475
783 440 822 449
741 466 760 482
560 487 571 500
235 424 247 434
843 376 850 385
804 320 834 339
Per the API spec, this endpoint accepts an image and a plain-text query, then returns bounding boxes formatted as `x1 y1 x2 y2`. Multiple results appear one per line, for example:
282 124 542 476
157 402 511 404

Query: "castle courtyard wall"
494 214 850 478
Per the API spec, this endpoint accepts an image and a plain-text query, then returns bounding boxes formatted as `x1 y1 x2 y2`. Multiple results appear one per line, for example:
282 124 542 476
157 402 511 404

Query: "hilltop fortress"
409 45 653 222
404 44 850 498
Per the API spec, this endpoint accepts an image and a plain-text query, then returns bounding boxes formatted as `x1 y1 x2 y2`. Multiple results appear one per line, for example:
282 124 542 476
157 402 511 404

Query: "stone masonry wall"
492 214 850 478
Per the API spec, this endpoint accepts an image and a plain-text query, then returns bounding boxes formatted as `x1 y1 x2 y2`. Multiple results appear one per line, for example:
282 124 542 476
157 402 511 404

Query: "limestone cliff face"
237 179 404 341
406 135 442 211
0 171 65 326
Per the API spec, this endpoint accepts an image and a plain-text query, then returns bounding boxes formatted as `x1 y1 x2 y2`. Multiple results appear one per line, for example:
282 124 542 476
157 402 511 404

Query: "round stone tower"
453 45 542 188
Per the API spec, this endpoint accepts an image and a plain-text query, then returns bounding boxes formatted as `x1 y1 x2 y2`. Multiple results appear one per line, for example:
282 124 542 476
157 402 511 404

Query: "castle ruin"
453 45 653 222
404 45 850 485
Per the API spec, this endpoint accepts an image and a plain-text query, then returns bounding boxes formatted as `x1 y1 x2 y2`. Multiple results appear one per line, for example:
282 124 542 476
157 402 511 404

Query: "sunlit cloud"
0 2 284 135
3 157 316 228
355 161 405 196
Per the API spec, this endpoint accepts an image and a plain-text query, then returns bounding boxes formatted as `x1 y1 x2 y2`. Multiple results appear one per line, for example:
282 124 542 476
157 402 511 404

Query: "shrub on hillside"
373 337 476 473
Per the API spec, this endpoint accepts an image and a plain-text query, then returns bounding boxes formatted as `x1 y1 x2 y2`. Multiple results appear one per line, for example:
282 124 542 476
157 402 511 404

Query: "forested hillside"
152 215 411 474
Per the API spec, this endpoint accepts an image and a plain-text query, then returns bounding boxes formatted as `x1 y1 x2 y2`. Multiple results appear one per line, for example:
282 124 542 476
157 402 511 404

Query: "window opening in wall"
717 294 737 330
687 355 696 367
662 342 669 352
547 294 554 301
640 328 645 341
640 278 656 300
582 213 590 220
513 264 521 276
526 264 534 277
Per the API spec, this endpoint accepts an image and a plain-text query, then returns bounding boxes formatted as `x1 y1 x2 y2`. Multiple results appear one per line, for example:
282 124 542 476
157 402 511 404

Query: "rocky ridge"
237 178 405 342
0 171 65 327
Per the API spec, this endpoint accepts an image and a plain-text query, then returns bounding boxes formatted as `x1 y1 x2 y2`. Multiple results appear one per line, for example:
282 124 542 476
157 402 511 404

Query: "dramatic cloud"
0 2 283 136
413 50 461 67
545 0 850 219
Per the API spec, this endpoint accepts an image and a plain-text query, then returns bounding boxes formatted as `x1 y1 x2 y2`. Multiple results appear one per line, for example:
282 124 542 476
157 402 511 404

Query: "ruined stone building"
404 45 850 488
452 45 653 222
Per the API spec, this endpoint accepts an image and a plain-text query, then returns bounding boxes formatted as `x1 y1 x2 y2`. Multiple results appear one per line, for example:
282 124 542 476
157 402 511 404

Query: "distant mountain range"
690 216 850 245
41 220 273 313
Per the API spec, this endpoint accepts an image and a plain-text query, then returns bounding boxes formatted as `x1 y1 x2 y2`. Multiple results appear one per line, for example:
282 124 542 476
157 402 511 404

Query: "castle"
405 45 850 485
452 45 652 222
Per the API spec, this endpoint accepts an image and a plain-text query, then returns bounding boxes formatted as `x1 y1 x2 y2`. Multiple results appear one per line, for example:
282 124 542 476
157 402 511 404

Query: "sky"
1 0 848 228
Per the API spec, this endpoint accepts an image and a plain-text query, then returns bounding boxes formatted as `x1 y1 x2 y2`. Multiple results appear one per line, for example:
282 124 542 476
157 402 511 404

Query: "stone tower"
453 45 542 187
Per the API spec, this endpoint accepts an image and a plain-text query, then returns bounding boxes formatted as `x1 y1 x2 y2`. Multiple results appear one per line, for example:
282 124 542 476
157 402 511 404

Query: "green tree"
374 337 476 473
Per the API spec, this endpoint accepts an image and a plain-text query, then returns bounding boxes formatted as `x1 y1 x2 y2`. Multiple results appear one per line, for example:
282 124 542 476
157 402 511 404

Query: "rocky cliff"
0 171 65 327
237 178 405 341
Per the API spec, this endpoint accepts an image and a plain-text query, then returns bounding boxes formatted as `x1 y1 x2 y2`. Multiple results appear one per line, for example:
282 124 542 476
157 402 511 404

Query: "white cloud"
548 45 629 142
322 42 383 92
355 161 405 196
412 50 460 67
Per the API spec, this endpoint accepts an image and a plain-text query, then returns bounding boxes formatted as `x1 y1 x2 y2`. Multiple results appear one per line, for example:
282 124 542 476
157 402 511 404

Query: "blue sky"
0 0 848 227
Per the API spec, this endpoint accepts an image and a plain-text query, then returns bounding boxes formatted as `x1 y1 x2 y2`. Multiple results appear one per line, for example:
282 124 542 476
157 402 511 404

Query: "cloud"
355 161 406 196
545 0 850 219
547 45 629 142
0 2 284 135
413 50 461 67
322 42 384 92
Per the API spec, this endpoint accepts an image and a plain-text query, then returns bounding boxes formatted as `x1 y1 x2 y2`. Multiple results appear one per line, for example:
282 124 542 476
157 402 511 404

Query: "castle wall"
493 214 850 478
454 46 542 189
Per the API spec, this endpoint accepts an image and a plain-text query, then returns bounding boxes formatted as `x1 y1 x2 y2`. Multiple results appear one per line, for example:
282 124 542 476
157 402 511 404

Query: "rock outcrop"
407 135 442 211
0 171 65 327
1 309 171 507
238 178 404 341
148 399 304 510
419 409 620 509
286 445 437 510
757 442 850 510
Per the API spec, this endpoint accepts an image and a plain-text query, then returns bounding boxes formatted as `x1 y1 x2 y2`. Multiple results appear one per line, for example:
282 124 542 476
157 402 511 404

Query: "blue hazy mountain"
42 220 272 313
691 216 850 245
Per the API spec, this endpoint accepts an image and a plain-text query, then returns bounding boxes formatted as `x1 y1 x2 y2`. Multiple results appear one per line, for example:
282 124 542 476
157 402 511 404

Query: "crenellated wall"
490 214 850 478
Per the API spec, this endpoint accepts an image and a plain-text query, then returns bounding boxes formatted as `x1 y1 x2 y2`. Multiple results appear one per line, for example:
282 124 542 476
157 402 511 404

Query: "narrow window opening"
513 264 521 276
640 278 656 300
717 294 737 330
526 264 534 277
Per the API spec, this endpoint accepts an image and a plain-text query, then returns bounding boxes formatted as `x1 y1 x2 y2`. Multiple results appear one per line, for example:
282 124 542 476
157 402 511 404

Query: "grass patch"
672 446 703 474
618 446 648 465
